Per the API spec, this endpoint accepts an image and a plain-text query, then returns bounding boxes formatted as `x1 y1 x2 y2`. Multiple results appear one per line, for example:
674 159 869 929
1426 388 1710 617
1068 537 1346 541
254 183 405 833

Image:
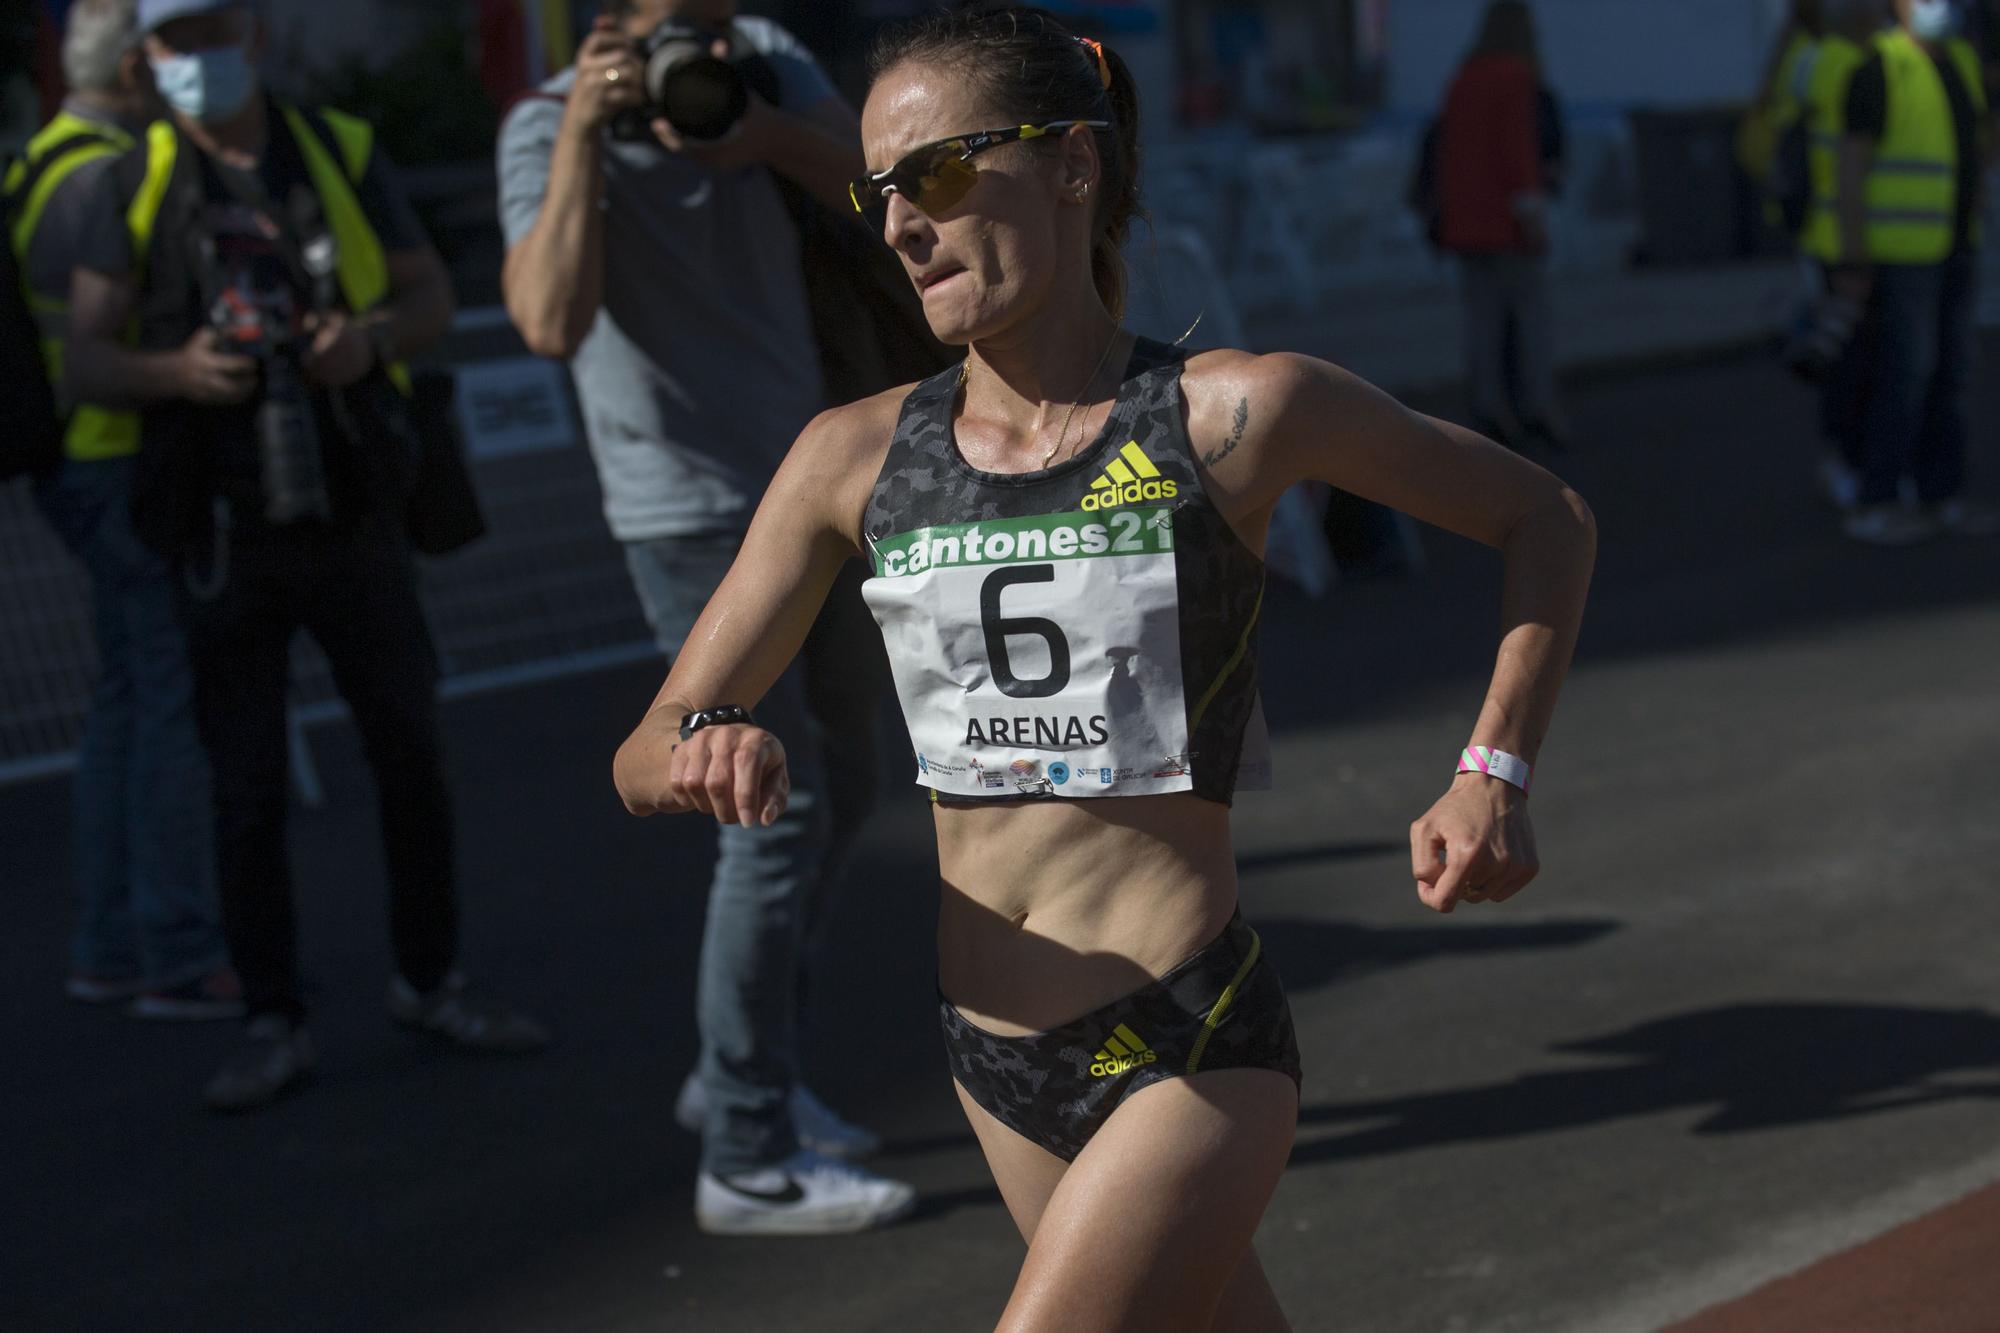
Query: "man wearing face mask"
1828 0 1996 542
4 0 239 1023
499 0 915 1235
65 0 550 1112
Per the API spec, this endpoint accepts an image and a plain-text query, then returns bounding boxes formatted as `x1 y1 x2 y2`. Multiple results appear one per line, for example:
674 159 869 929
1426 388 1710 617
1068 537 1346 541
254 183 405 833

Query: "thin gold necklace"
1043 328 1122 468
958 328 1123 470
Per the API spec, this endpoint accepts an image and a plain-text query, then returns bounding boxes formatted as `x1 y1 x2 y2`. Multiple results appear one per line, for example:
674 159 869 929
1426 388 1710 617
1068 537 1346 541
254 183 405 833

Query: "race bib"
863 506 1195 798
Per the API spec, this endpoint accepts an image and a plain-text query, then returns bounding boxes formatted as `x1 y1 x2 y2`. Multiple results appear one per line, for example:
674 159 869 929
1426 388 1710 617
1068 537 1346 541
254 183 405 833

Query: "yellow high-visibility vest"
1740 30 1819 183
1805 30 1988 263
3 110 139 461
47 103 415 462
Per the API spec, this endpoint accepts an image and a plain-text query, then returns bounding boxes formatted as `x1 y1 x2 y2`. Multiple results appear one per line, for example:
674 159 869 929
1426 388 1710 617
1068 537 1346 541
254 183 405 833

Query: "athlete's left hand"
301 312 375 389
1409 774 1539 914
657 722 791 827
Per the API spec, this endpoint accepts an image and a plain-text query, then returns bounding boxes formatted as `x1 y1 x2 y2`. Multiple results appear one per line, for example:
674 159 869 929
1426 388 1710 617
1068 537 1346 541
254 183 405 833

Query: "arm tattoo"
1202 397 1251 468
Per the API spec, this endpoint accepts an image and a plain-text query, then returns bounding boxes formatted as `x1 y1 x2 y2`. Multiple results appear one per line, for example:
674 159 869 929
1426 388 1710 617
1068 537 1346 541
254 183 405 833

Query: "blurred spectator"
1740 0 1823 236
65 0 547 1111
497 0 912 1235
1434 0 1571 453
1824 0 1995 543
1797 0 1891 509
3 0 237 1021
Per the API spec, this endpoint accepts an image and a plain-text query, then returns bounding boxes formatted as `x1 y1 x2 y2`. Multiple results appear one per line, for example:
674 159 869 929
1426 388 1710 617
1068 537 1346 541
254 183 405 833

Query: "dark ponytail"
869 4 1146 319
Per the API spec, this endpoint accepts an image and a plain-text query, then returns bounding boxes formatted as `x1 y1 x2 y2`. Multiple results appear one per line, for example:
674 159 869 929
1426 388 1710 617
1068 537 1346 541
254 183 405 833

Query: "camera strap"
200 118 339 317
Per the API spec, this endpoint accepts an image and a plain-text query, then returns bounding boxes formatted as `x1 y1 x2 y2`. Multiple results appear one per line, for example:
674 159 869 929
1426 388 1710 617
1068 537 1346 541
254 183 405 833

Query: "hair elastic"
1457 745 1532 793
1077 36 1112 89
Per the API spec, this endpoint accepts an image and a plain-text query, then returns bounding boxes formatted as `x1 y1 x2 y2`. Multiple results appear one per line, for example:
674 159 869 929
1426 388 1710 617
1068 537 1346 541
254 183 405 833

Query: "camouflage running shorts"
940 912 1302 1162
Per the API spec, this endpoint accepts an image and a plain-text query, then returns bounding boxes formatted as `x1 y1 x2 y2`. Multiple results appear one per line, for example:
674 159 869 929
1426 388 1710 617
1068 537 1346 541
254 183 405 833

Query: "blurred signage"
454 357 578 460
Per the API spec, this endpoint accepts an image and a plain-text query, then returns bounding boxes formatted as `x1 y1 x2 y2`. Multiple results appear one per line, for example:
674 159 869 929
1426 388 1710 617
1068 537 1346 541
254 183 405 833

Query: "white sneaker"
674 1069 705 1133
695 1149 916 1236
1815 453 1861 511
1843 503 1939 546
675 1073 883 1160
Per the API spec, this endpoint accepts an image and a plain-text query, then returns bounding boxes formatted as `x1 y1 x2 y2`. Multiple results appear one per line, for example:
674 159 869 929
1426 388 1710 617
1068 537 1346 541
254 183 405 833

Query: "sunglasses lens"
913 155 978 216
854 146 982 235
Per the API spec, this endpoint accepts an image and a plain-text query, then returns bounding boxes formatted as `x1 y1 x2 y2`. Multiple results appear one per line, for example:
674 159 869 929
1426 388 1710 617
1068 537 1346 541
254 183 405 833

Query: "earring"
1075 184 1091 201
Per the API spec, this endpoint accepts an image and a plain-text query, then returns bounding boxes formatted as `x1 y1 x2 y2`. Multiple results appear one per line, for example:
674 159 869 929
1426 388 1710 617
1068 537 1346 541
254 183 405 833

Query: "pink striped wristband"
1458 745 1532 793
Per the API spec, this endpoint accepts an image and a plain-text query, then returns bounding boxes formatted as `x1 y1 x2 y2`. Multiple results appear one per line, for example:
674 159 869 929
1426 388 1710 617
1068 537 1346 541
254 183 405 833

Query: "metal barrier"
0 311 657 788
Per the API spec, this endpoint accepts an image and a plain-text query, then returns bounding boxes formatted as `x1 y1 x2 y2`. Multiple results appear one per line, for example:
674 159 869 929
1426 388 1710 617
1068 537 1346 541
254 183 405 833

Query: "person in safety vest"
1824 0 1997 542
1797 0 1894 509
1741 0 1824 230
65 0 549 1113
3 0 238 1022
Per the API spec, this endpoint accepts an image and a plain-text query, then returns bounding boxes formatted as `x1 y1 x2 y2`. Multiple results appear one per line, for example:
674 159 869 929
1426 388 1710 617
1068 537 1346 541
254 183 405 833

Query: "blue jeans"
624 534 883 1175
1858 250 1980 507
34 458 223 985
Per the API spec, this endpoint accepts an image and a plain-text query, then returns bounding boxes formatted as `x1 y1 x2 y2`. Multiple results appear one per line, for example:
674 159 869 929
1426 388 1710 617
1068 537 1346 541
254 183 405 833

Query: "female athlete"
614 7 1597 1329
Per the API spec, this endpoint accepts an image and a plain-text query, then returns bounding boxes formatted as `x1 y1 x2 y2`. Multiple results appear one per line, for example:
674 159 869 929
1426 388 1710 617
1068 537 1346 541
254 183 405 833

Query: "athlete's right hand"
622 722 790 826
174 328 257 405
563 17 646 136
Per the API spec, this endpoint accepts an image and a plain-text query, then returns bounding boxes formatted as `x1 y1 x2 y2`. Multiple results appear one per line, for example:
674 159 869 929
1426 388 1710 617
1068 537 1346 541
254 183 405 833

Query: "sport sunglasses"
848 120 1111 231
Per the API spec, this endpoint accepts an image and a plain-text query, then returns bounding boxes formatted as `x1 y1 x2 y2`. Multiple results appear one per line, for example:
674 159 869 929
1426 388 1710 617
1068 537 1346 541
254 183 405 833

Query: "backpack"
1769 119 1812 236
0 219 63 481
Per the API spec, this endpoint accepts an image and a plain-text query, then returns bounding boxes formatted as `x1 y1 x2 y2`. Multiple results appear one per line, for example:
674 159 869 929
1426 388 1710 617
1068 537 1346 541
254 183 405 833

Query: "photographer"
498 0 912 1235
66 0 547 1112
6 0 234 1022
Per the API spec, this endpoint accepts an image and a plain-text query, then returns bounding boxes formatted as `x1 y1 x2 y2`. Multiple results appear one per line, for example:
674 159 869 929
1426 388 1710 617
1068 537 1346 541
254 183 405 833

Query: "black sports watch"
679 705 755 741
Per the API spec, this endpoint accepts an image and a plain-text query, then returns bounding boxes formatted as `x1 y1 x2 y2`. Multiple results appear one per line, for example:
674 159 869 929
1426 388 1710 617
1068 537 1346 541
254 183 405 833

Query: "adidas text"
1081 478 1178 512
1089 1050 1158 1077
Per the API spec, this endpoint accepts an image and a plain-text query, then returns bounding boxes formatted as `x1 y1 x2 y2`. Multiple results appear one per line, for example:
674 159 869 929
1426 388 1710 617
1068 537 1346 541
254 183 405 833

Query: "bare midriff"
933 792 1240 1036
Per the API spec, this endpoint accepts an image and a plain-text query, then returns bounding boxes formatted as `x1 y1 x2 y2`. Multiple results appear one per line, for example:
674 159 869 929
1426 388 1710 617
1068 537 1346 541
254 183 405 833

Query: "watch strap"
679 705 755 741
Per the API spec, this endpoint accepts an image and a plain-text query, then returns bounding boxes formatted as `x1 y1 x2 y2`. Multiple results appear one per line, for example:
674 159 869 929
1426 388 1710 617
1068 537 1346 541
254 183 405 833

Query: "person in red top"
1436 0 1571 452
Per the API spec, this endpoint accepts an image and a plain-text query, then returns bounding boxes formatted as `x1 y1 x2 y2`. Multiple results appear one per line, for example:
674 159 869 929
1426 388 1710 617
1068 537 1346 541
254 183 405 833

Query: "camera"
207 229 337 525
610 22 752 144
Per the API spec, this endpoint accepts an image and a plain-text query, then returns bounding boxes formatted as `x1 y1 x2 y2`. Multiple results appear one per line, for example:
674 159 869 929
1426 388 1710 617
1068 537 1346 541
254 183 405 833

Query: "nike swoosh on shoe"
717 1177 806 1205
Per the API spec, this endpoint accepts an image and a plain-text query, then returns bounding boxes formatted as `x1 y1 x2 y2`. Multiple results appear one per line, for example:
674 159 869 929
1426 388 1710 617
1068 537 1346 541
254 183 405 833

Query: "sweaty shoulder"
778 382 916 547
1180 349 1348 456
1179 348 1369 513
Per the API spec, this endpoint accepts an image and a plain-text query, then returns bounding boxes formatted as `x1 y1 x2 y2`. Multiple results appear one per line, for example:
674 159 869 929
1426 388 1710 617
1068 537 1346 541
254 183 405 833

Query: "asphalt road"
5 344 1999 1333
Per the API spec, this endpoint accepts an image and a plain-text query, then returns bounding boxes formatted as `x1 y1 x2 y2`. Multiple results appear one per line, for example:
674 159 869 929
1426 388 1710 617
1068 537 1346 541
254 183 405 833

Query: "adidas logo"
1081 442 1180 512
1089 1023 1159 1077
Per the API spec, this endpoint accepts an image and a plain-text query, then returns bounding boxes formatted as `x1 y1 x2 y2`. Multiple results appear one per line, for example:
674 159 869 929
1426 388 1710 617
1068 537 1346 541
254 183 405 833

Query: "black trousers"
177 515 457 1022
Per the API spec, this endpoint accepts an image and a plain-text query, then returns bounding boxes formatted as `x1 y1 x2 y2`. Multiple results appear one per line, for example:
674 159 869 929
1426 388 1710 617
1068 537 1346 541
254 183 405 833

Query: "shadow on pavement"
1257 915 1619 996
1289 1002 2000 1164
907 1182 1006 1223
1237 840 1405 874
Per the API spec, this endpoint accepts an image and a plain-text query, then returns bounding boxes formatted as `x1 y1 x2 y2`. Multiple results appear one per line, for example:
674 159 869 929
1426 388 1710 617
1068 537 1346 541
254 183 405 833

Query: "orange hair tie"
1078 36 1112 90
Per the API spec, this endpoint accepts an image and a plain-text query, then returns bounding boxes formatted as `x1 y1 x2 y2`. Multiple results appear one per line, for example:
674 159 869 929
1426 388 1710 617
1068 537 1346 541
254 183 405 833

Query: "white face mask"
149 43 257 123
1909 0 1958 40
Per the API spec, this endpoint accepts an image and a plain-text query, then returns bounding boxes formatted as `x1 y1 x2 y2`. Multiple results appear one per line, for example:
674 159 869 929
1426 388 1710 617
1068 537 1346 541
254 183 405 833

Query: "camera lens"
642 40 748 141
